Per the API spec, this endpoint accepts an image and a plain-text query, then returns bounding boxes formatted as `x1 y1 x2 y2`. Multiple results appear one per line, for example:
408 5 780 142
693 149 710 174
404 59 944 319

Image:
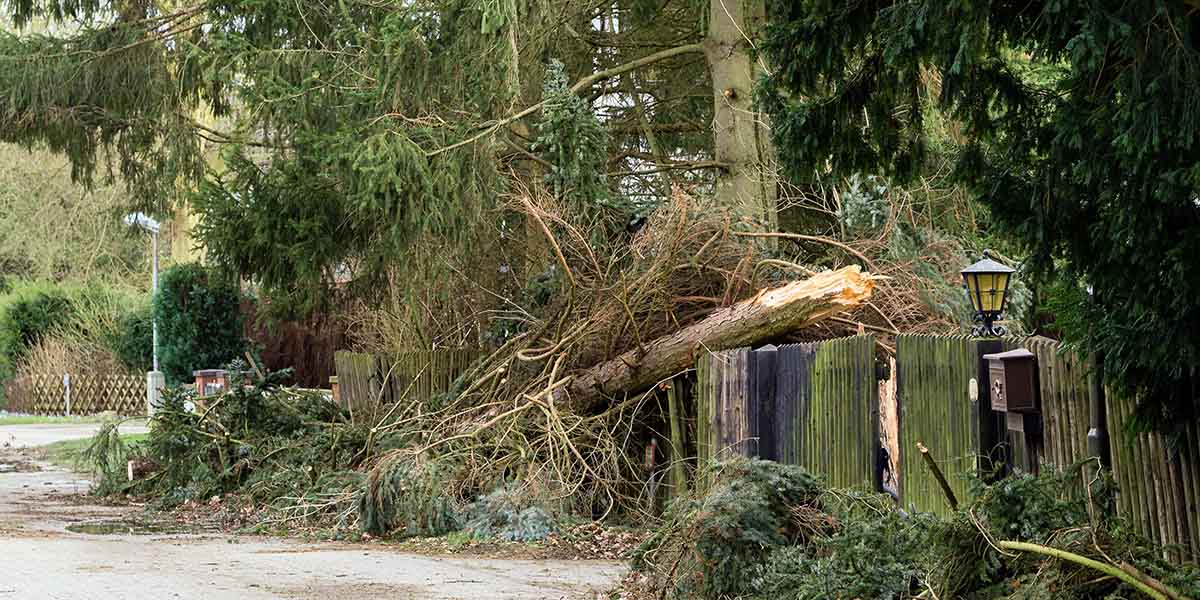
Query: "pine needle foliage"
535 60 611 211
78 419 132 496
633 458 1200 600
0 23 204 211
357 450 462 538
462 483 556 542
99 369 366 513
759 1 1200 432
632 459 824 599
1 0 718 322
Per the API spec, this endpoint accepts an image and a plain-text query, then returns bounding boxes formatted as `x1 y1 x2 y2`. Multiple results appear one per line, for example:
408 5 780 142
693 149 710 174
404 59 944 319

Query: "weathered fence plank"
695 335 878 491
334 349 480 425
896 334 979 516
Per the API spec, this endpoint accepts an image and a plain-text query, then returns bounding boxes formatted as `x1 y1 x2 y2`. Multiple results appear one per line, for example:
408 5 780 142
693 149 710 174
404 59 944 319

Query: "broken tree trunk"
566 265 875 411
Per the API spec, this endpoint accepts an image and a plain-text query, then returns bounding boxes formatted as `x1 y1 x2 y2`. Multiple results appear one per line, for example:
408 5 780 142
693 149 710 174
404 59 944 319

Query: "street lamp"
124 212 161 376
961 250 1016 337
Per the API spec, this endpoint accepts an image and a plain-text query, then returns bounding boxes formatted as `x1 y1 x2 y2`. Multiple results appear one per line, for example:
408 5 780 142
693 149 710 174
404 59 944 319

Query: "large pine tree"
0 0 780 320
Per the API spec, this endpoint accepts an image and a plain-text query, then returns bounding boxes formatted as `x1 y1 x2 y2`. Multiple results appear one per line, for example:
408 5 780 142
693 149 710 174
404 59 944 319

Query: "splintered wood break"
565 265 876 411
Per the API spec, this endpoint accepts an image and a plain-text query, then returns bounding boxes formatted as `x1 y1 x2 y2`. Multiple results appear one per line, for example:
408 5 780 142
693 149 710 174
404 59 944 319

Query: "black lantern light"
961 250 1016 337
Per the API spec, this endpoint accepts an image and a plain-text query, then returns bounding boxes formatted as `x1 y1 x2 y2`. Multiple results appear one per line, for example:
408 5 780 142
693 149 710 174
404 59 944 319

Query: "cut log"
566 265 875 411
127 458 160 482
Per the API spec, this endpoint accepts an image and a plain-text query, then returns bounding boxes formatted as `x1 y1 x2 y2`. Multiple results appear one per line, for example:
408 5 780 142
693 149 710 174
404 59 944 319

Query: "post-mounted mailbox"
982 348 1039 413
193 369 254 398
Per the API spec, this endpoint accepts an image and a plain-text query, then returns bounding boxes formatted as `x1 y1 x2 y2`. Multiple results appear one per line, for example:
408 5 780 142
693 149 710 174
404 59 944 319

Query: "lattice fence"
3 373 145 416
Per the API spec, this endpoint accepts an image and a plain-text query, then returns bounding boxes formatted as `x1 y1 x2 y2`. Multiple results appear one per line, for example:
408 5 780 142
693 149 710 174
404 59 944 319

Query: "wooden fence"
895 334 981 517
3 373 145 416
695 335 879 491
333 349 480 424
1108 390 1200 564
896 334 1199 562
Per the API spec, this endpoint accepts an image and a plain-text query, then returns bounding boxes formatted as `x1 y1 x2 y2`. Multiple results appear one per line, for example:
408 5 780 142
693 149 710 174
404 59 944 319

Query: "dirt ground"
0 424 625 599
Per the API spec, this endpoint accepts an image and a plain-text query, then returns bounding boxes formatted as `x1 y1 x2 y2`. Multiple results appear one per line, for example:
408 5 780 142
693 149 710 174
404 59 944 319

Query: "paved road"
0 425 624 599
0 422 149 448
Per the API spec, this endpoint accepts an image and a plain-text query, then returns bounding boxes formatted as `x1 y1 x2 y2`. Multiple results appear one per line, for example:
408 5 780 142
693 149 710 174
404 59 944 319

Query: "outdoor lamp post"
961 250 1016 337
124 212 163 413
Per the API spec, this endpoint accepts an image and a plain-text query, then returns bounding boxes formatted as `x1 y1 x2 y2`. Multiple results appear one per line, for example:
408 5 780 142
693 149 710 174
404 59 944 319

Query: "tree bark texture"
566 266 875 411
704 0 778 230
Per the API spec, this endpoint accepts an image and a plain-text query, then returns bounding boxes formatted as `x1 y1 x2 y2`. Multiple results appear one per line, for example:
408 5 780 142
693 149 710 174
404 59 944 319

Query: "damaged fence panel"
695 334 879 491
896 333 1199 563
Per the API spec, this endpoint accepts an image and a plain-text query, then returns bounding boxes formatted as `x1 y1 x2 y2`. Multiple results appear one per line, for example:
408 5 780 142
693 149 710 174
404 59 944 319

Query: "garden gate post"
974 339 1006 479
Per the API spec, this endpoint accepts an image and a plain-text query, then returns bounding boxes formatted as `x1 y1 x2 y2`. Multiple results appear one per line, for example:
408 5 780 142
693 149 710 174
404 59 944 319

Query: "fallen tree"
565 265 876 411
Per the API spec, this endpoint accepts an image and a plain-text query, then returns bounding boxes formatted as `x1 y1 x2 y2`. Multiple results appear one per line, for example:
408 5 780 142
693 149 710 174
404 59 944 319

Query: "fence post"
752 344 778 461
1087 350 1111 468
975 339 1005 479
666 379 689 499
63 373 71 416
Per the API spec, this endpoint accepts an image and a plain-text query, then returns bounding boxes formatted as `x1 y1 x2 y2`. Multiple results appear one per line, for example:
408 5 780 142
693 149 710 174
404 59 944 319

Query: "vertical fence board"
335 349 480 425
896 334 977 516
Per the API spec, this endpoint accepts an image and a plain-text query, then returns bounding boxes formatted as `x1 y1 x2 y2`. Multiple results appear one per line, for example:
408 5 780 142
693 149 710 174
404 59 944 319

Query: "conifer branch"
425 43 705 158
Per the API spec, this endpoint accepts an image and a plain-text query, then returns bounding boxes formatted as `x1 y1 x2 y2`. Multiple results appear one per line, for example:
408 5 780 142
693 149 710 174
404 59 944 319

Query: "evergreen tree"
759 1 1200 430
0 0 780 323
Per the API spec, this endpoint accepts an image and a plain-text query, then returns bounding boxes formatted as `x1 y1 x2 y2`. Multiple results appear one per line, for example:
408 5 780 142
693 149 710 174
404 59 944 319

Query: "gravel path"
0 425 624 599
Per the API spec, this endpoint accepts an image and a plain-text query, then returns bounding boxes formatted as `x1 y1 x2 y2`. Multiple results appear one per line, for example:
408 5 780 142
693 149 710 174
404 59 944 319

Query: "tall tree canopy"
0 143 151 286
760 1 1200 429
0 0 779 326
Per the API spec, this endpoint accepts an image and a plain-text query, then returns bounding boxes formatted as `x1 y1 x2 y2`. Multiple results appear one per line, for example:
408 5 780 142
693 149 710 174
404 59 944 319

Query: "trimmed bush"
153 263 245 383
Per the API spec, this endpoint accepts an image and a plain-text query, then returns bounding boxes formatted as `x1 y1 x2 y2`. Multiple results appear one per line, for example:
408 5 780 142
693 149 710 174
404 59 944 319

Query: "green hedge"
0 281 77 381
153 263 245 383
0 281 155 383
105 301 154 372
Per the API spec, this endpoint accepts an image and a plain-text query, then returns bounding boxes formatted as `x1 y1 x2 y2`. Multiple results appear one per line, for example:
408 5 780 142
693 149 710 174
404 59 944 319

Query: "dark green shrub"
0 280 76 379
105 301 154 372
152 263 245 383
633 459 824 599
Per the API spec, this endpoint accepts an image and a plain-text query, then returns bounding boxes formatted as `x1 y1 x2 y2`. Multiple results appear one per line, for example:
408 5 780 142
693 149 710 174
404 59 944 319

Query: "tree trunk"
704 0 777 230
566 266 875 411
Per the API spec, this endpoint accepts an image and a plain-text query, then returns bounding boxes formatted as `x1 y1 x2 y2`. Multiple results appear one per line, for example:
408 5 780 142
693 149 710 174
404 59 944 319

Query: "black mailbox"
982 348 1039 413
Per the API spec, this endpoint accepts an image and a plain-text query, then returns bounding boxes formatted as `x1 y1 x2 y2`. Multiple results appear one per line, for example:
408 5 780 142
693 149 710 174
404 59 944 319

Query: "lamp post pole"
125 212 164 414
152 227 159 373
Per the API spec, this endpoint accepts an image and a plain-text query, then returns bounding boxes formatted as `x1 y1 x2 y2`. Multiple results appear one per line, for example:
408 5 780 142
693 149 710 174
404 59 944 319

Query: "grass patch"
41 433 147 470
0 414 114 426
